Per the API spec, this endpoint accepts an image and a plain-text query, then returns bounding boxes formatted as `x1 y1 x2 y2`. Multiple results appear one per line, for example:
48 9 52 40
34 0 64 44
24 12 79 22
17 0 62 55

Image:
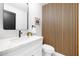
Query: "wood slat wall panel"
42 3 78 56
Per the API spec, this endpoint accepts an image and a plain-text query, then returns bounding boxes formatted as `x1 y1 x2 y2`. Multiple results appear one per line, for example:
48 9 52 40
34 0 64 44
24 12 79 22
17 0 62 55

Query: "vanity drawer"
23 44 42 56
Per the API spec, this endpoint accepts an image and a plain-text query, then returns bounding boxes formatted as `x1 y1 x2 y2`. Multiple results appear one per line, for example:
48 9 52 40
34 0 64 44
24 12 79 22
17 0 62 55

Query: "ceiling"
4 3 48 11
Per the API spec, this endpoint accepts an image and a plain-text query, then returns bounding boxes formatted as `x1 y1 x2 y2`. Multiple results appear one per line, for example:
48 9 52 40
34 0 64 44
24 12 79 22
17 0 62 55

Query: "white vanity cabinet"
0 36 43 56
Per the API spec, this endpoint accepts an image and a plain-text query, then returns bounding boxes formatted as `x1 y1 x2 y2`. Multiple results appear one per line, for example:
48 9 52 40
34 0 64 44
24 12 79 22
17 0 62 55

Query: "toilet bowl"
42 44 55 56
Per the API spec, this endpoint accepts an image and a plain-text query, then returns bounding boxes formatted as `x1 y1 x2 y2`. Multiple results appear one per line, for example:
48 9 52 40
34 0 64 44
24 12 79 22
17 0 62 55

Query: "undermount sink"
10 37 25 43
10 36 34 43
10 36 42 43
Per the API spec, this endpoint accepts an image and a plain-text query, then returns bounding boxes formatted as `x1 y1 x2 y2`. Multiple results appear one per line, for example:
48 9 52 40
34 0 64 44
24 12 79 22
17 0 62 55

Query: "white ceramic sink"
10 37 25 43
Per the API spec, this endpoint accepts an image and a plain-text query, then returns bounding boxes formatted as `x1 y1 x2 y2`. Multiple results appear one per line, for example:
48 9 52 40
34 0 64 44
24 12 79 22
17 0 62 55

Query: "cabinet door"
62 3 78 56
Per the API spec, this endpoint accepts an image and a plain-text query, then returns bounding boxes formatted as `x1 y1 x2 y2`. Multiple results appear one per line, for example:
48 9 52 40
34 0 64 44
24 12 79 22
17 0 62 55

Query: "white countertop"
0 36 43 52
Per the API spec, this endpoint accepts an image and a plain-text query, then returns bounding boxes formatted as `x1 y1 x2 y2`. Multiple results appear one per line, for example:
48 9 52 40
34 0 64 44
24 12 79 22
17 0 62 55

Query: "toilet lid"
43 44 55 53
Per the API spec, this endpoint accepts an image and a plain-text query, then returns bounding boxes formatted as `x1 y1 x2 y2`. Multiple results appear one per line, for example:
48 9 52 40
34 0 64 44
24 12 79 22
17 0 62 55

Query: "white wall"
29 3 42 36
0 3 3 30
0 3 42 40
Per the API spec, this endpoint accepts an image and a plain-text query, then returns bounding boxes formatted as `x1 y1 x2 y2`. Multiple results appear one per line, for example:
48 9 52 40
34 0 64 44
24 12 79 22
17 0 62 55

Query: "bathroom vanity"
0 36 43 56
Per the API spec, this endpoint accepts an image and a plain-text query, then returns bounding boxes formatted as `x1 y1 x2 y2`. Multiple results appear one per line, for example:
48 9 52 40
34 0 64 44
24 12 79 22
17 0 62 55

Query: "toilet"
42 44 55 56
